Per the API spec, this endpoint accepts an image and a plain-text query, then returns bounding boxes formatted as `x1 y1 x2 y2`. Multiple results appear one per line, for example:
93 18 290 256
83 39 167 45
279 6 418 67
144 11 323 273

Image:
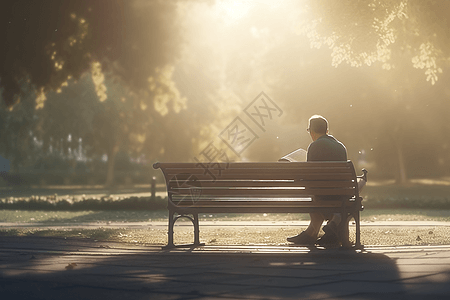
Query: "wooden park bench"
153 161 368 249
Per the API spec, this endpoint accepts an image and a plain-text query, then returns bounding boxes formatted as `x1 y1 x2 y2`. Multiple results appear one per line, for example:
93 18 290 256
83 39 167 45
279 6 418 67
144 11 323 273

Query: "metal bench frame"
154 161 367 249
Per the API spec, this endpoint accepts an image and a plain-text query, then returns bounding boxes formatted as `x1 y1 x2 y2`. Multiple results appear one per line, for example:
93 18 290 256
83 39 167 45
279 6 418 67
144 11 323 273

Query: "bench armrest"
357 168 368 182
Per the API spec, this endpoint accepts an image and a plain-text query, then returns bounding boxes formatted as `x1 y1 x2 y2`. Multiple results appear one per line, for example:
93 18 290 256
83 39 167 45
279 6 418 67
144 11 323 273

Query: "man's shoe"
316 232 340 246
317 222 340 246
323 221 338 236
287 231 316 245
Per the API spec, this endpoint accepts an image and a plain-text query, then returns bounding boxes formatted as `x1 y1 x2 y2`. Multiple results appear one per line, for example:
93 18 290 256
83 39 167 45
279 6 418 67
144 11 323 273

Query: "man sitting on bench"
287 115 350 246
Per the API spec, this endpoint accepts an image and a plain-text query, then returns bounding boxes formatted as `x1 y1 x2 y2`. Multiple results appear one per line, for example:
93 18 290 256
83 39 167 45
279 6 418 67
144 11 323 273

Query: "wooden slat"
173 200 347 208
170 188 355 197
167 180 355 188
227 162 352 168
163 166 352 172
169 206 358 214
162 168 353 177
300 180 355 187
170 197 313 201
165 173 355 181
155 161 353 169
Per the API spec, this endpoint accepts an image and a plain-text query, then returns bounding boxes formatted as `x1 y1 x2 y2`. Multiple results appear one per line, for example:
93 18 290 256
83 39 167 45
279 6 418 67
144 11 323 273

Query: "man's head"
308 115 328 140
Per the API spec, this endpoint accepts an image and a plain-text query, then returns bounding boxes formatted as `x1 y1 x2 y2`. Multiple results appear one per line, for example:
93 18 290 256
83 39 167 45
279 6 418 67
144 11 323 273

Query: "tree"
0 82 38 172
34 73 144 186
1 0 191 186
36 66 188 187
301 0 450 84
0 0 181 107
83 75 148 187
298 0 450 183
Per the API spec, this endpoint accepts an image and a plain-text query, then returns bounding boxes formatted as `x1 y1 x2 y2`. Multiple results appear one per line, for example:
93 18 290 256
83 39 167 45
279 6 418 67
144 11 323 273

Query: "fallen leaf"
65 263 77 270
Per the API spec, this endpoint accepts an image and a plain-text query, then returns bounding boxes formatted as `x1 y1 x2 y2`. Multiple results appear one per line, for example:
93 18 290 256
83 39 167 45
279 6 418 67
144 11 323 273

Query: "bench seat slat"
163 168 353 176
172 207 353 214
172 200 353 208
168 180 355 188
167 173 355 181
170 188 356 196
155 162 352 169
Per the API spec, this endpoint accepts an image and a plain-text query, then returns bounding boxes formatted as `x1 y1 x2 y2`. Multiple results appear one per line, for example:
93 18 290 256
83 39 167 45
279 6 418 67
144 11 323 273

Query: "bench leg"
340 214 352 249
164 210 176 249
163 212 205 249
193 213 201 246
354 210 363 250
340 212 364 250
338 200 364 250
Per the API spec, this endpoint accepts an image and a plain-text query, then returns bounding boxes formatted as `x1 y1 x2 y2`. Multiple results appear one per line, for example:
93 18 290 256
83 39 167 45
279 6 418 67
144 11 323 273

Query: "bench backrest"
154 161 359 208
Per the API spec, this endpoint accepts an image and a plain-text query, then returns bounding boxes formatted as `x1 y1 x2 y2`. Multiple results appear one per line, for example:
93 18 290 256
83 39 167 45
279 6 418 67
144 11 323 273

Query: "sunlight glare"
175 0 308 156
213 0 253 26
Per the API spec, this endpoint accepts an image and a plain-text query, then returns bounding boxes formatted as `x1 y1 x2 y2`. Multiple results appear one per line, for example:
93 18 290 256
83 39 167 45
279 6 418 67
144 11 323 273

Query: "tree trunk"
391 85 409 185
105 145 119 188
394 139 408 185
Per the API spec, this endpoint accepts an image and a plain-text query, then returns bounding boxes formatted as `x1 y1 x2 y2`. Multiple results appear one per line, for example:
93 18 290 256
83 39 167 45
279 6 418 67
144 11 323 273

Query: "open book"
278 148 307 162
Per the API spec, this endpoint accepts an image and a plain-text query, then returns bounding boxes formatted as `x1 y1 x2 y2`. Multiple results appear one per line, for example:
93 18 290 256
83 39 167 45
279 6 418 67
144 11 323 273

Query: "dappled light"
90 62 107 102
148 65 187 116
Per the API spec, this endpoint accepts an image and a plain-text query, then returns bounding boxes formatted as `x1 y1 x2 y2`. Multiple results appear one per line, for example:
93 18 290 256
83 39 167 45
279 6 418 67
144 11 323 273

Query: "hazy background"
1 0 449 187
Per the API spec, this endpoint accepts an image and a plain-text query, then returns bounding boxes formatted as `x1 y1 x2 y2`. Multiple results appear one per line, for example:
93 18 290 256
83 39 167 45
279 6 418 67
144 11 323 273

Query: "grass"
363 184 450 209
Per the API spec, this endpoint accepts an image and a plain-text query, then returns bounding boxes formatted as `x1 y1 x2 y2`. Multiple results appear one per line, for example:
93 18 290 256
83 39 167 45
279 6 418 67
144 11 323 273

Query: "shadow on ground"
0 236 430 299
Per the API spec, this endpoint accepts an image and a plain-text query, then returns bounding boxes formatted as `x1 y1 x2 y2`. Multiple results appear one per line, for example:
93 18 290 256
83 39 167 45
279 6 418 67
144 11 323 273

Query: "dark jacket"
307 135 347 162
306 134 348 204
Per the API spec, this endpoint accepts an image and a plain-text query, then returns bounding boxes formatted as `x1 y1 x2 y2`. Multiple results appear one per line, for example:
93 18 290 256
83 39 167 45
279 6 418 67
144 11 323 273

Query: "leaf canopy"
0 0 180 107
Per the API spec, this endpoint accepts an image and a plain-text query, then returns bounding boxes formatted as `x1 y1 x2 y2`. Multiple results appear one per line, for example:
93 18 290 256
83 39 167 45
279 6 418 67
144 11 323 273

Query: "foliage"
0 82 39 171
34 75 96 157
0 0 181 107
301 0 450 84
287 0 450 183
0 0 190 185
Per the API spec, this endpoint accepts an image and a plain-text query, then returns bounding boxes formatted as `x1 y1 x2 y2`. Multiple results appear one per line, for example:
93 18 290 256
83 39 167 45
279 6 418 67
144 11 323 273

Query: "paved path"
1 235 450 299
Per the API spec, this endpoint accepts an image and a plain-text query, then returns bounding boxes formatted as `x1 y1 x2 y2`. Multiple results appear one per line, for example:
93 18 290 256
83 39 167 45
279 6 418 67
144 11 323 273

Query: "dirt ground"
3 224 449 248
127 226 450 247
